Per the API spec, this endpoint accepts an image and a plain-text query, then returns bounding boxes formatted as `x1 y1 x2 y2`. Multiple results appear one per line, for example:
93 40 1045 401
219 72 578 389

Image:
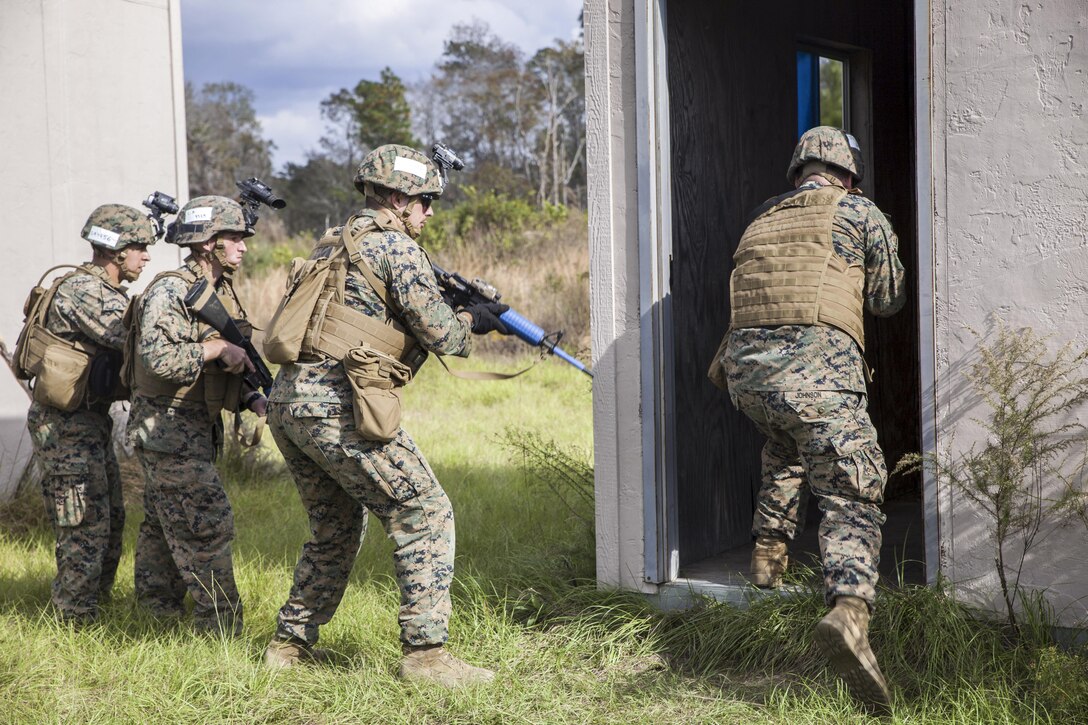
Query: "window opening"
797 50 848 137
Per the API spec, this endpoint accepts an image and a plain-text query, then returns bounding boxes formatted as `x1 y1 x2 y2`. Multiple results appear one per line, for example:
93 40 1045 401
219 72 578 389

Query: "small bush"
0 479 48 536
896 323 1088 630
238 234 314 278
1032 645 1088 720
418 186 568 255
501 428 593 532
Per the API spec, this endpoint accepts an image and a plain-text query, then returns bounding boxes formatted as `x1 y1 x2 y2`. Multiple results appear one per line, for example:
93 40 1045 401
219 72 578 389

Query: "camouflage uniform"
128 256 245 633
716 179 906 607
269 206 474 647
26 265 128 622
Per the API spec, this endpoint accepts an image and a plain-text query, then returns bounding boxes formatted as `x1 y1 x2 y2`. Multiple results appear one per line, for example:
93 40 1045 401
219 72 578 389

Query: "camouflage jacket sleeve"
356 229 472 357
137 275 205 384
861 204 907 317
49 268 128 350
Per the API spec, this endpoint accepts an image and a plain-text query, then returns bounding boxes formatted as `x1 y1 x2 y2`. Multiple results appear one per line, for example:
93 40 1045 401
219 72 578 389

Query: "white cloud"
182 0 582 167
257 105 327 171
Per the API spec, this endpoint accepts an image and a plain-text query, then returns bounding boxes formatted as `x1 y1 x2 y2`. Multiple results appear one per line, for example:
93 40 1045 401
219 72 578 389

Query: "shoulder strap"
337 215 534 382
339 215 392 308
35 264 82 289
29 265 91 331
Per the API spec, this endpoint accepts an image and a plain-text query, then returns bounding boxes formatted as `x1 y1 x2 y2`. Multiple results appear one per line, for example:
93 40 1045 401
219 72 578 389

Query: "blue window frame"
796 50 847 138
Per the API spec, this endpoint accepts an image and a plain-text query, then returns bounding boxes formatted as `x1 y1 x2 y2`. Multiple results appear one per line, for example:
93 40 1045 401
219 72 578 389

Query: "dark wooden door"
667 1 919 566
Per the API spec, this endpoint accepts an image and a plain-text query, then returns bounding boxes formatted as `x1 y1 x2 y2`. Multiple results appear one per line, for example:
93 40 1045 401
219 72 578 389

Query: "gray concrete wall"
0 0 187 499
930 0 1088 626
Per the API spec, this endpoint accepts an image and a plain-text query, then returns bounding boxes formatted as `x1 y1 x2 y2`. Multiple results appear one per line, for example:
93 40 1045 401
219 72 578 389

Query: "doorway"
662 1 924 587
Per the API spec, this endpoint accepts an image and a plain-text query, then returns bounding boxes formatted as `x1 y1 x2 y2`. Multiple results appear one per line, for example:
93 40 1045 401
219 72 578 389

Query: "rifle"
183 277 274 395
430 262 592 378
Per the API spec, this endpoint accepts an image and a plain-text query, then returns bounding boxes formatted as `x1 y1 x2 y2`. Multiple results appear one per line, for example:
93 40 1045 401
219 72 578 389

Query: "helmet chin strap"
364 183 418 238
113 248 141 283
213 239 238 272
401 198 425 239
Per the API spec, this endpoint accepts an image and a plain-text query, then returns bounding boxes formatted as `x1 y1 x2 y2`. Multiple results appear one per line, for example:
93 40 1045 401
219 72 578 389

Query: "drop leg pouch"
343 345 412 443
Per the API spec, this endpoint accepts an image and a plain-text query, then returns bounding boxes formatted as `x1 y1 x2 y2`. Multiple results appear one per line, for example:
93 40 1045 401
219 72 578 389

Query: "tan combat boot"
264 637 334 669
399 644 495 687
750 535 789 588
814 596 892 713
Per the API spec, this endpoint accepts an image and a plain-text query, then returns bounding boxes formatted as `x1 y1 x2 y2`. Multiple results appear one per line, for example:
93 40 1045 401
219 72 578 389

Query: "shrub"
418 186 568 255
896 323 1088 631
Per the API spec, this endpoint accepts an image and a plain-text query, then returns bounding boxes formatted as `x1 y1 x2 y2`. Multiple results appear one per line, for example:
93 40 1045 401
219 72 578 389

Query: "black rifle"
430 262 592 378
183 277 274 395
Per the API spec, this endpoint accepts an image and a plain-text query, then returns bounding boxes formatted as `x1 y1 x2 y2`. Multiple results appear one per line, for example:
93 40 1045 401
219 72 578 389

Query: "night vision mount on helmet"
142 191 180 239
236 177 287 233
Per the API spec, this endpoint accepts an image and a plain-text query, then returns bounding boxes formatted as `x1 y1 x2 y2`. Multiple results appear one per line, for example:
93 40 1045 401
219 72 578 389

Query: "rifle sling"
337 215 537 381
233 410 265 448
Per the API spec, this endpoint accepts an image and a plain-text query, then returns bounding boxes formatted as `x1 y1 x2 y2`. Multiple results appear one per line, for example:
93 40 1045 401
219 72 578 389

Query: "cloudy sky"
180 0 584 171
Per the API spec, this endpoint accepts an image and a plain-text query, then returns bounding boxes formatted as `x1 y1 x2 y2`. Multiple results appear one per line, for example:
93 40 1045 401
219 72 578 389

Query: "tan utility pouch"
199 325 245 419
29 328 92 412
263 256 337 364
344 344 413 443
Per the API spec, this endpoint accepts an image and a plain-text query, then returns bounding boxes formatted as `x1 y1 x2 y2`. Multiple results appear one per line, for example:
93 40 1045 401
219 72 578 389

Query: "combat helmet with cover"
81 204 159 251
353 144 445 198
787 126 865 185
167 195 252 246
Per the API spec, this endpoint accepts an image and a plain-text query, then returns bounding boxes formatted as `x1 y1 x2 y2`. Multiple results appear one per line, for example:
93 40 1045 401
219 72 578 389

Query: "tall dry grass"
234 210 591 361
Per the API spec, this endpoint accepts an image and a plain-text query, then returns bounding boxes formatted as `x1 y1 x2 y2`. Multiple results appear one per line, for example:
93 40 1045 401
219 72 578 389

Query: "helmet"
168 195 252 246
81 204 158 250
786 126 865 184
353 144 445 198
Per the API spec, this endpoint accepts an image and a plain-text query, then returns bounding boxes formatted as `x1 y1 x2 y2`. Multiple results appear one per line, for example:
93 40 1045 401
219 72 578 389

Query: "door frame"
635 0 939 586
635 0 678 584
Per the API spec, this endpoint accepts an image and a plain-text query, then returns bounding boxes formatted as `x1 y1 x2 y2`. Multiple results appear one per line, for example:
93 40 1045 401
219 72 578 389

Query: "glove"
464 302 510 335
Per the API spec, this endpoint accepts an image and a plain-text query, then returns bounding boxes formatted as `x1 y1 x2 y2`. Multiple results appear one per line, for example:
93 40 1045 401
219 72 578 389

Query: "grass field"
1 355 1086 723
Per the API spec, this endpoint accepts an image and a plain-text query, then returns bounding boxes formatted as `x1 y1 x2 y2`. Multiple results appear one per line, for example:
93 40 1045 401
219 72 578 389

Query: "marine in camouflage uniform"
127 195 266 635
23 204 157 623
264 144 505 686
708 127 905 710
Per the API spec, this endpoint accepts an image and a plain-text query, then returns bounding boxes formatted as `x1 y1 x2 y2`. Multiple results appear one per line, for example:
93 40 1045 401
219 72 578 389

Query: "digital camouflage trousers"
268 401 455 647
27 403 124 622
731 389 888 607
133 446 241 635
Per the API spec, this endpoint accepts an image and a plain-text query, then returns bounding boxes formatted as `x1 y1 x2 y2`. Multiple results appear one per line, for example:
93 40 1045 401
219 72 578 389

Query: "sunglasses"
420 194 435 211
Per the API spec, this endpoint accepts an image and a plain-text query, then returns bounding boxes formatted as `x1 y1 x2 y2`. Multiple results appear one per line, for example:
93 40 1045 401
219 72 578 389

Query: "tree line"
186 20 586 239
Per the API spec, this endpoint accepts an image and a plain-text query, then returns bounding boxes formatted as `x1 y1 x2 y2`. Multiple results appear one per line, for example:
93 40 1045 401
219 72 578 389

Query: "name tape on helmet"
845 133 861 150
393 156 428 180
87 226 121 248
184 207 214 224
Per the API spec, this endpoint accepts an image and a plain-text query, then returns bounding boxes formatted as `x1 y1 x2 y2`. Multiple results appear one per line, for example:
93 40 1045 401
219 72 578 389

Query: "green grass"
2 356 1086 723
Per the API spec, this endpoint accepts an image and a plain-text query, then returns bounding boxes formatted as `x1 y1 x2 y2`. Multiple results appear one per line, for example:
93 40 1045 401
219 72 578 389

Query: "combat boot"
264 636 335 669
750 535 788 588
815 596 892 713
399 644 495 687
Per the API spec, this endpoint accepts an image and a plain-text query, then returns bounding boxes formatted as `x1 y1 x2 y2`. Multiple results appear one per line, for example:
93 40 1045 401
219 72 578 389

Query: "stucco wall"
0 0 187 499
931 0 1088 626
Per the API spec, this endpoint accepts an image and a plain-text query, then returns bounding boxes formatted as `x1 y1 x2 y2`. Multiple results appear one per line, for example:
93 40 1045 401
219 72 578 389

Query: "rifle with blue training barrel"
430 262 593 378
184 277 274 395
